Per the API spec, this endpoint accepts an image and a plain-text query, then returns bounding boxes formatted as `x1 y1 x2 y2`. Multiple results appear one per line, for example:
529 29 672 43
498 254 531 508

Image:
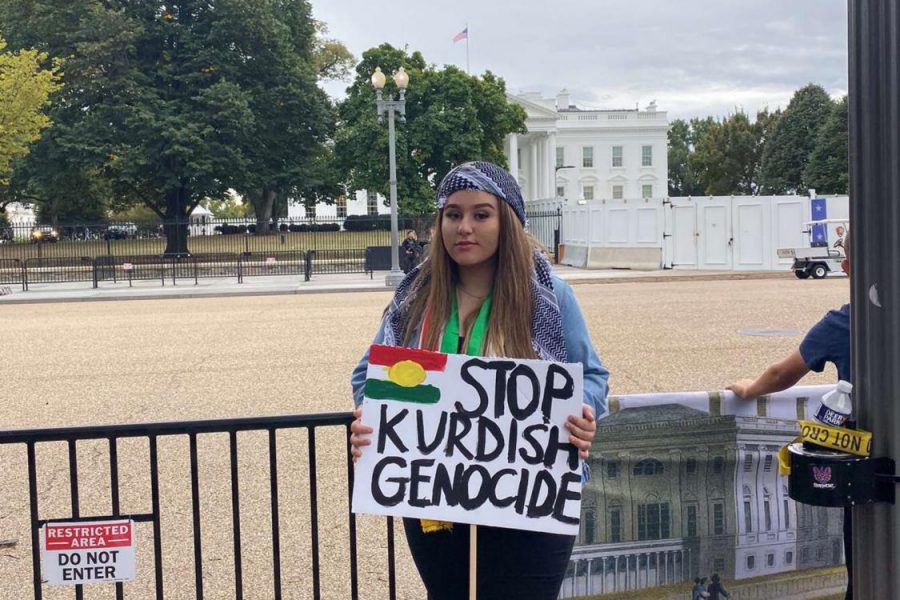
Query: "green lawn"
0 230 394 261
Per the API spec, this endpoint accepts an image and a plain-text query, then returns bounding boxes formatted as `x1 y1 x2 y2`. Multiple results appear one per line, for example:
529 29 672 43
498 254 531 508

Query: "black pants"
404 518 575 600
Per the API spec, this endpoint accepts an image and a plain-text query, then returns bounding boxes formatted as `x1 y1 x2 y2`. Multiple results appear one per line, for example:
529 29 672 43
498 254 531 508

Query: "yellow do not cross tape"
778 421 873 476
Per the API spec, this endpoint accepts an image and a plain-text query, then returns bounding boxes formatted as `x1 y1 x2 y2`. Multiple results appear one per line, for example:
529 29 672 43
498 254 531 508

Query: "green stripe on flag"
364 379 441 404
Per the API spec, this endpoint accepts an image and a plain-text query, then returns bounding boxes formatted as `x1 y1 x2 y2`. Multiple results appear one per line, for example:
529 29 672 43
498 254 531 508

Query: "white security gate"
566 195 848 271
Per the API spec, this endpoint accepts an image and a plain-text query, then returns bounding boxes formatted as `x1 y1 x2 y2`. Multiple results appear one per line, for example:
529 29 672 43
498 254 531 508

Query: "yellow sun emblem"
387 360 427 387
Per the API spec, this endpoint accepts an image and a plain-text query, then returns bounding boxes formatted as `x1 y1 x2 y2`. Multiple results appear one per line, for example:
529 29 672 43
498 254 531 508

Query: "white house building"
506 90 669 203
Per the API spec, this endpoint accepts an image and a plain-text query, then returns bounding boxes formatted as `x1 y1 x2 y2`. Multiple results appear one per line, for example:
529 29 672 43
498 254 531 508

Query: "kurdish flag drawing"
365 345 448 404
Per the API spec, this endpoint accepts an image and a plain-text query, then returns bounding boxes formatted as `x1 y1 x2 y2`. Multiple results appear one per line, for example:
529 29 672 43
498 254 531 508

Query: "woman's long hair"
401 201 539 358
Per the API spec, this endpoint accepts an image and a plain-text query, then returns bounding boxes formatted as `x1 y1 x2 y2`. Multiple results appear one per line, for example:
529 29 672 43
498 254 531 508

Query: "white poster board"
352 345 584 535
42 519 136 585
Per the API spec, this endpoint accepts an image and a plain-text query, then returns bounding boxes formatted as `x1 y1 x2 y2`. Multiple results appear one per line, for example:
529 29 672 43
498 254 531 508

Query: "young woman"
350 161 609 600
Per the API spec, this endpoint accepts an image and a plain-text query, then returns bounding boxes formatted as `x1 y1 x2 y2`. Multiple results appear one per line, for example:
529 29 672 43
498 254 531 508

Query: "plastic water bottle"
814 380 853 428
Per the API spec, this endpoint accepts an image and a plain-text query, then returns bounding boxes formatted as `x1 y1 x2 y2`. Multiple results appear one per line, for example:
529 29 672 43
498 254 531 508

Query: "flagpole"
466 23 470 74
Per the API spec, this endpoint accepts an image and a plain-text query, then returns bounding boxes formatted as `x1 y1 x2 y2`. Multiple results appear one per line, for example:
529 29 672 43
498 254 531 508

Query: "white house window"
642 145 653 167
609 507 622 542
686 505 698 537
767 553 775 567
713 502 725 534
556 147 565 168
633 458 665 476
606 459 619 479
612 185 624 200
642 184 653 199
556 185 565 198
764 455 774 471
583 185 594 201
367 191 378 216
336 196 347 219
744 500 752 533
785 551 793 565
582 146 594 168
747 555 756 570
712 456 725 473
637 502 670 540
784 498 790 528
612 145 623 167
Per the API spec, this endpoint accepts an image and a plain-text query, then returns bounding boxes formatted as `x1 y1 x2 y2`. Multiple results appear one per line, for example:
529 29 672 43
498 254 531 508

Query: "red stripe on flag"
368 344 448 371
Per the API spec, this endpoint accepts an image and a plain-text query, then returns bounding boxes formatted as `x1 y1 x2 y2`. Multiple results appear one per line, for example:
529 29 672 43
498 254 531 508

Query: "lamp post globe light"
372 66 409 287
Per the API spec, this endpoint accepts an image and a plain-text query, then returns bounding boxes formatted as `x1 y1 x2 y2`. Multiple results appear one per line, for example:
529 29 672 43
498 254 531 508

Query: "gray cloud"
313 0 847 120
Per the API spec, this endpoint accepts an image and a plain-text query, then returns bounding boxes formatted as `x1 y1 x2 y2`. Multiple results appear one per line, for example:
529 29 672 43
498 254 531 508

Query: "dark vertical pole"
308 428 321 600
149 436 165 600
189 434 204 600
27 443 42 600
109 437 124 600
268 429 283 600
68 439 84 600
229 431 244 600
345 423 359 599
848 1 900 599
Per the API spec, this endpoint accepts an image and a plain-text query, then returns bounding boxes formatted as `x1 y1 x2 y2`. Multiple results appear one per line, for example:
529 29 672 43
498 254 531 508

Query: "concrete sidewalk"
0 265 794 305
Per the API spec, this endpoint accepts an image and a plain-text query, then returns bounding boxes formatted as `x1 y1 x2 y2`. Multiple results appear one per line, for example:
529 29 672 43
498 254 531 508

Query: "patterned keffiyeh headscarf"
382 161 567 362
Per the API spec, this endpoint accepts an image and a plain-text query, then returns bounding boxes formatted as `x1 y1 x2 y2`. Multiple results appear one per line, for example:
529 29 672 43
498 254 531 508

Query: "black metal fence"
0 413 398 600
0 211 561 287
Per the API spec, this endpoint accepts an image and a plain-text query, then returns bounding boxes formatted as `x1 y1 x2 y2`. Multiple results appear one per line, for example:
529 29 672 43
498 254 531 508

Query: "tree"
759 84 834 194
1 0 334 252
689 108 780 195
335 44 527 214
0 36 61 224
0 37 60 185
667 118 717 196
668 120 700 196
208 0 337 235
313 21 354 82
803 95 848 195
202 191 251 219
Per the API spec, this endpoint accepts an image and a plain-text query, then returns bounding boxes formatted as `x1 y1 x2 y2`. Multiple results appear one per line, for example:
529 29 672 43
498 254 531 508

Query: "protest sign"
42 519 136 585
352 345 584 535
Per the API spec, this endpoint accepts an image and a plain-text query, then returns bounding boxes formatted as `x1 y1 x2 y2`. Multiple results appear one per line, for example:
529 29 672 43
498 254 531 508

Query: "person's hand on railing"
727 380 755 400
349 406 373 462
565 403 596 460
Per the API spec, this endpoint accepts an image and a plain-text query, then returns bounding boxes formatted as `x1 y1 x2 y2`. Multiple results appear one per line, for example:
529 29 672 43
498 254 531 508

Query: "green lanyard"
441 286 493 356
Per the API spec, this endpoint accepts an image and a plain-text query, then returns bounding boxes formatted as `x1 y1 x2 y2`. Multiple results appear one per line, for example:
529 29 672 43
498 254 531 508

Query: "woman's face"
441 190 500 269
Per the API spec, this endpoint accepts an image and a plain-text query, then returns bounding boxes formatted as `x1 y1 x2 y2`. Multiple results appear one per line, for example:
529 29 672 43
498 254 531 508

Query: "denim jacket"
350 276 609 418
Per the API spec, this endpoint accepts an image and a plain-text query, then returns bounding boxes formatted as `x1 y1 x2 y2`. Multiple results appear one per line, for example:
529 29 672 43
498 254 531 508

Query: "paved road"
0 276 849 599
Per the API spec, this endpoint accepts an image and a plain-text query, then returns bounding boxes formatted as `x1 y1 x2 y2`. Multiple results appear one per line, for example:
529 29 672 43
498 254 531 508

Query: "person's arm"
350 319 387 407
556 279 609 459
557 281 609 416
728 350 810 400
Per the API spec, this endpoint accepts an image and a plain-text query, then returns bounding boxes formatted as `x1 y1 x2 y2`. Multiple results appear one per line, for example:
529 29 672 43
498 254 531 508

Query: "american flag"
452 27 468 43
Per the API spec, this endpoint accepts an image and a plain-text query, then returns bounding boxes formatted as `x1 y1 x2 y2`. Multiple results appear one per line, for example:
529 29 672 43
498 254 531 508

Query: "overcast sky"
310 0 848 121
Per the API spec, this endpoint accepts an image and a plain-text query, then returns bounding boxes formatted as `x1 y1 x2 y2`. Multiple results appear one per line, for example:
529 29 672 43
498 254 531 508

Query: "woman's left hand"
565 404 597 460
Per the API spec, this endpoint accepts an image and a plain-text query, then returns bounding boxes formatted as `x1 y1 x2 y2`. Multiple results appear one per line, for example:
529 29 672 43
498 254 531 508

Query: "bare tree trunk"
252 189 277 235
162 188 190 255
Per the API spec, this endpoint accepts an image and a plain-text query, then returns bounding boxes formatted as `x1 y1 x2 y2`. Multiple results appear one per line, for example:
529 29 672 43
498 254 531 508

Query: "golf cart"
777 218 848 279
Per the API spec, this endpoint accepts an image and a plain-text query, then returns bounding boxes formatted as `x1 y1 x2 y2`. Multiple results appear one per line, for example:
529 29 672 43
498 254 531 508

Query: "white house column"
508 133 519 181
547 131 557 198
530 140 539 200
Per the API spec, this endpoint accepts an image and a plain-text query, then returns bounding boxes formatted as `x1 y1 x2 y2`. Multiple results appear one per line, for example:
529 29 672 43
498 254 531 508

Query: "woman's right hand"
350 406 373 462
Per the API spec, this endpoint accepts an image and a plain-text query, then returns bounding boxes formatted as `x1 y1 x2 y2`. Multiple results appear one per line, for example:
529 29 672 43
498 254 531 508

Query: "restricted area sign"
42 519 135 586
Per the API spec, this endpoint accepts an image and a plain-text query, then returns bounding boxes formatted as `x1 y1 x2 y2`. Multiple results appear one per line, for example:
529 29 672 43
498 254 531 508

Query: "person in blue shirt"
350 161 609 600
729 233 852 600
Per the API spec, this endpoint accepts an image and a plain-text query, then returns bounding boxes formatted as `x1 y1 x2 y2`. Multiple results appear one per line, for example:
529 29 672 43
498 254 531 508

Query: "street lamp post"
372 66 409 287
